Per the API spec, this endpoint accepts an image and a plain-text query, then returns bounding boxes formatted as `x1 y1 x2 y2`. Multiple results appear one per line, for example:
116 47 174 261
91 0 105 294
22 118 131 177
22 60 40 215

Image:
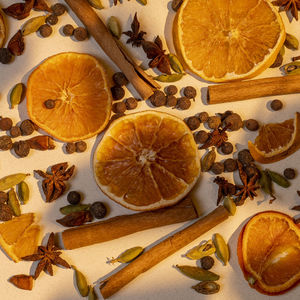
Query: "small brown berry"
75 141 87 153
13 141 30 157
20 120 35 136
150 91 166 107
52 3 67 16
39 24 52 38
62 24 74 36
166 95 177 107
224 158 238 172
111 86 125 100
238 149 254 165
44 99 56 109
224 113 243 131
270 99 283 111
284 168 296 179
245 164 259 178
0 203 13 221
165 85 177 96
0 191 8 203
221 142 233 154
0 136 13 150
186 116 200 131
46 14 58 25
200 256 214 270
0 48 13 64
198 112 209 123
112 72 129 86
183 86 196 99
0 117 13 131
177 97 191 110
244 119 259 131
211 162 224 175
112 102 127 114
124 97 138 110
10 126 21 138
65 142 76 154
74 27 88 41
207 116 221 129
194 130 209 144
218 110 233 121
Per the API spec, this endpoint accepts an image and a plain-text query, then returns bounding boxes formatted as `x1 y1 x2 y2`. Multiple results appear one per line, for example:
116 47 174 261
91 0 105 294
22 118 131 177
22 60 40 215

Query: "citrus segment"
238 211 300 294
94 111 200 211
173 0 285 82
27 52 112 142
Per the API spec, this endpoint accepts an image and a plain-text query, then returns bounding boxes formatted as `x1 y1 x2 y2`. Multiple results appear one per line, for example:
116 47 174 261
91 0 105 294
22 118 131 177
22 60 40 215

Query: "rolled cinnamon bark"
100 206 229 299
61 197 198 250
207 75 300 104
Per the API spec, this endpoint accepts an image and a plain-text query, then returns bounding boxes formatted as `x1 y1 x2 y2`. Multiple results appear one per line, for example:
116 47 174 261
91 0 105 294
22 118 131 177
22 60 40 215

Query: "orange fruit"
238 211 300 295
0 213 40 262
27 52 112 142
0 9 6 48
93 111 200 211
248 112 300 163
173 0 285 82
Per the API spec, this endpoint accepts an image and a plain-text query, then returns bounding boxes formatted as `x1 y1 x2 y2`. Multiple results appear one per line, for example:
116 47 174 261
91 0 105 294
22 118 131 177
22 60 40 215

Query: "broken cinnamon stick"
61 197 198 250
100 206 230 299
64 0 160 99
207 75 300 104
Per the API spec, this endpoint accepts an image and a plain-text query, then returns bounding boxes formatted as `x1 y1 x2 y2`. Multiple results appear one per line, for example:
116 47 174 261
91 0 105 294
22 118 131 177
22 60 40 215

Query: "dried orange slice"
93 111 200 211
238 211 300 295
0 9 6 48
27 52 112 142
248 112 300 163
0 213 40 262
173 0 285 82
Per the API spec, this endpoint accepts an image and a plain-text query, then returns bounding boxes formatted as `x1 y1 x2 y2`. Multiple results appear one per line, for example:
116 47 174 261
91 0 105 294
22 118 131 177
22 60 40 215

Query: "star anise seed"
272 0 300 21
123 13 146 47
200 124 230 149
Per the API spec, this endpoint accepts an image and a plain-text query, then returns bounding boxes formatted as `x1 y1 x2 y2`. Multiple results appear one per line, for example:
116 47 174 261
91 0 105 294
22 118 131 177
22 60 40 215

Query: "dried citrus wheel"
0 213 40 262
26 52 112 142
93 111 200 211
248 112 300 163
173 0 285 82
0 9 6 48
238 211 300 295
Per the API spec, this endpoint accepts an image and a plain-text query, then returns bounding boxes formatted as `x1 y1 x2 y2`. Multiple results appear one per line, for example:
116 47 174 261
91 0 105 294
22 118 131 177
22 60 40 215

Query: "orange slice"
27 52 112 142
0 213 41 262
248 112 300 163
0 9 6 48
93 111 200 211
238 211 300 295
173 0 285 82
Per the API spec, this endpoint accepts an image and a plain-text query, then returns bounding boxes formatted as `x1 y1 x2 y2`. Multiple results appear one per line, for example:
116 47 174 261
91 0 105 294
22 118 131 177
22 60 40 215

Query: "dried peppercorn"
183 86 196 100
165 85 177 96
0 117 13 131
198 112 209 123
270 99 283 111
200 256 214 270
177 97 191 110
44 99 56 109
10 126 21 138
75 141 87 153
207 116 221 129
90 201 107 219
124 97 138 110
194 130 209 144
244 119 259 131
221 142 233 155
20 120 35 136
62 24 74 36
150 91 166 107
112 72 129 86
224 113 243 131
238 149 254 165
52 3 67 16
74 27 88 41
218 110 233 122
111 86 125 100
211 162 224 175
224 158 238 172
112 102 127 114
65 142 76 154
46 14 58 25
0 48 13 64
67 191 81 205
39 24 52 38
284 168 296 179
166 95 177 107
186 117 200 131
0 136 13 150
13 141 30 157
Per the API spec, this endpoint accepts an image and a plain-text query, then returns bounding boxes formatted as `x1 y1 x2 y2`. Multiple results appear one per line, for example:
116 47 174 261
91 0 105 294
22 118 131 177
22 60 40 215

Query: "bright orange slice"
0 9 6 48
93 111 200 211
173 0 285 82
27 52 112 142
248 112 300 163
238 211 300 295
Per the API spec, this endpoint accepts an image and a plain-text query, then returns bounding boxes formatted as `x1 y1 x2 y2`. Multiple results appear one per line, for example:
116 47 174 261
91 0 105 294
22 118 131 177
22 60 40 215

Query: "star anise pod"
34 162 75 202
199 124 230 149
213 176 237 205
272 0 300 21
22 233 70 279
235 161 260 203
123 13 146 47
142 36 172 74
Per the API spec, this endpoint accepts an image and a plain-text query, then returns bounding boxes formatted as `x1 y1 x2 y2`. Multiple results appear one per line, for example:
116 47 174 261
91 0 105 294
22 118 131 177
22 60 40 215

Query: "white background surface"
0 0 300 299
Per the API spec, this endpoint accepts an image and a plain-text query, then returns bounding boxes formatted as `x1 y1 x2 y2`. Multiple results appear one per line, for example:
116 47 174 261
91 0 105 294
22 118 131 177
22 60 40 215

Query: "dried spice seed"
75 141 87 153
74 27 88 41
112 102 127 114
224 113 243 131
123 13 146 47
224 158 237 172
111 86 125 100
165 85 178 96
0 203 13 221
72 266 89 297
60 204 90 215
269 52 283 68
27 136 55 150
22 15 47 36
267 169 290 188
8 30 25 56
0 191 8 202
200 125 229 149
13 141 30 157
200 256 214 270
207 116 221 129
107 16 121 39
212 233 229 265
39 24 52 37
112 72 129 86
201 148 216 172
33 0 52 12
166 95 177 107
270 99 283 111
88 0 104 9
52 3 67 16
125 97 138 110
259 170 276 203
244 164 259 179
17 181 29 204
0 173 29 191
272 0 300 21
90 201 107 219
176 265 220 281
10 83 26 108
67 191 81 205
20 119 35 135
185 240 216 260
56 210 93 227
0 117 13 131
244 119 259 131
223 196 236 216
169 54 184 74
154 73 184 82
177 97 191 110
0 136 13 150
194 130 209 144
211 162 224 175
108 246 144 264
44 99 56 109
284 168 296 179
197 112 209 123
9 274 33 290
172 0 183 11
46 14 58 25
10 126 21 138
221 142 233 155
291 205 300 211
284 33 299 50
62 24 74 36
183 86 196 99
192 281 220 295
0 48 13 64
8 188 21 216
65 142 76 154
238 149 254 166
186 116 200 131
149 90 166 107
214 176 236 205
3 1 34 20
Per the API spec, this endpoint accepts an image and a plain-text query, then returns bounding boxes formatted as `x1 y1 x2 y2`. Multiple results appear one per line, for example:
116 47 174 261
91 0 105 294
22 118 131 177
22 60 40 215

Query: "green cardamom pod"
107 16 121 39
259 170 276 201
108 246 144 264
60 204 90 215
266 169 290 188
87 0 104 9
136 0 147 5
10 83 26 109
72 265 89 297
22 15 47 36
185 240 216 260
176 265 220 281
0 173 30 191
201 147 216 172
153 73 184 82
8 188 21 216
17 181 29 204
212 233 229 266
283 61 300 75
223 196 236 216
168 54 184 74
284 33 299 50
192 281 220 295
88 285 98 300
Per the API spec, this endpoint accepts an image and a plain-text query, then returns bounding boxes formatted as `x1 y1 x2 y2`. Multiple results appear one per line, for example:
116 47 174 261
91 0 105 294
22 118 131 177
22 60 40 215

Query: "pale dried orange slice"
93 111 200 211
0 213 41 262
238 211 300 294
27 52 112 142
0 9 6 48
248 112 300 163
173 0 286 82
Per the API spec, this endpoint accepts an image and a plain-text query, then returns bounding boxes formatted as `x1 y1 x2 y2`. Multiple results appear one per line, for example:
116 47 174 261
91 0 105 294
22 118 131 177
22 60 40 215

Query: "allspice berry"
194 130 209 144
200 256 214 270
211 162 224 175
75 141 87 153
270 99 283 111
284 168 296 179
244 119 259 131
177 97 191 110
111 86 125 100
39 24 53 38
166 95 177 107
20 120 35 136
0 136 13 151
46 14 58 25
0 117 13 131
224 113 243 131
62 24 74 36
0 48 13 64
112 72 129 86
186 116 200 131
238 149 254 165
13 141 30 157
198 112 209 123
112 102 127 114
183 86 196 99
124 97 138 110
150 91 166 107
224 158 238 172
52 3 67 16
221 142 233 154
9 126 21 138
165 85 177 96
74 27 88 41
207 116 221 129
65 142 76 154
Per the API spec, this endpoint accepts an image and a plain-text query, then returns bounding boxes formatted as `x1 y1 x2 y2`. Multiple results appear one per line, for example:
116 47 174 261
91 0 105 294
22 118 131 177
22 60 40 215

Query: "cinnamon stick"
64 0 160 99
207 75 300 104
100 206 230 299
61 197 198 250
